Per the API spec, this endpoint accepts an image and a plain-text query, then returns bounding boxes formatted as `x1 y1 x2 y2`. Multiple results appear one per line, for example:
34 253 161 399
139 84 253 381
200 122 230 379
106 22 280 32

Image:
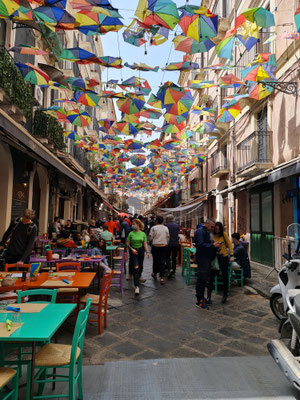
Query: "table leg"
30 341 36 400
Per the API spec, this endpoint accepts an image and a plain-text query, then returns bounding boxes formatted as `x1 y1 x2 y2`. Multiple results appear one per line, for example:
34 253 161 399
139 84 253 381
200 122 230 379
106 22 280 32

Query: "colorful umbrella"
59 47 95 61
178 6 218 42
67 109 91 127
241 7 275 28
97 56 122 69
124 139 144 150
193 120 217 134
147 93 162 109
163 57 199 71
98 118 114 132
162 139 180 150
161 122 185 134
124 62 159 72
251 53 277 71
123 22 147 47
296 3 300 32
117 94 145 115
9 45 48 55
219 74 245 88
33 5 76 29
140 107 162 119
173 35 215 54
190 154 206 165
130 154 146 166
10 5 33 21
73 91 101 107
75 9 123 35
65 76 98 90
217 103 241 122
188 80 216 89
135 0 180 30
44 106 68 122
191 106 214 117
164 113 187 125
112 121 139 136
156 81 193 116
241 64 276 82
63 130 80 140
16 63 50 85
0 0 20 18
248 81 274 100
118 76 151 96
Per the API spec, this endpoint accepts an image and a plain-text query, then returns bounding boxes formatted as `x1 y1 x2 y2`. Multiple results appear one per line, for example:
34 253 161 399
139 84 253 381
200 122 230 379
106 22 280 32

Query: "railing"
211 150 228 175
237 131 272 172
178 189 188 203
190 179 203 195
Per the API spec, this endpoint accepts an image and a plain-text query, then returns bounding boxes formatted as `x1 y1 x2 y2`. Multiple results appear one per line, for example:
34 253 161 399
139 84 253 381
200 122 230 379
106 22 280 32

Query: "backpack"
12 217 35 237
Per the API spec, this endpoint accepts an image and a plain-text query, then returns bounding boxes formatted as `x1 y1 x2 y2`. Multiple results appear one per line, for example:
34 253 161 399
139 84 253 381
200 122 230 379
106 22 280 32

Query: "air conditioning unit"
34 86 43 106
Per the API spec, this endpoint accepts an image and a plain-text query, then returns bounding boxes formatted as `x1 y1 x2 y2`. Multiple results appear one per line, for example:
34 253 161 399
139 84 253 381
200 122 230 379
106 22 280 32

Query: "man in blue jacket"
194 217 220 309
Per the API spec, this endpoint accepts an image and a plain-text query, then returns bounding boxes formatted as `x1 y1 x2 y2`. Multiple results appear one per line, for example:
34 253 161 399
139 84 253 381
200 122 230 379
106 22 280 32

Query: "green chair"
184 248 198 285
181 246 189 277
214 262 232 294
231 261 244 287
27 298 92 400
17 289 57 304
0 367 18 400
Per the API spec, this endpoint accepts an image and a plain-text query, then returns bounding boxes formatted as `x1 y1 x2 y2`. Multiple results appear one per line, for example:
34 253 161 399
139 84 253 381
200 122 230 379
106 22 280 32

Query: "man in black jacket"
194 217 220 309
0 209 37 266
165 214 179 279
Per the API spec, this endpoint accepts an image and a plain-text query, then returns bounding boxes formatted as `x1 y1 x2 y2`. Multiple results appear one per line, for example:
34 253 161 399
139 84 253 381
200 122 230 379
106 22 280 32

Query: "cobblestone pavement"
58 256 280 365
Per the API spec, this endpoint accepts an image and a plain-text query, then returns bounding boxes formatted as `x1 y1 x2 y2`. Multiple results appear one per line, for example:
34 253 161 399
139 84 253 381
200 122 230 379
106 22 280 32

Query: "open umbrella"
59 47 95 61
65 76 98 90
251 53 277 71
140 107 162 119
219 74 245 88
178 6 218 42
44 106 68 122
130 154 146 166
135 0 180 30
117 94 145 115
147 93 162 108
98 118 114 132
9 45 48 55
188 80 216 89
157 81 193 116
75 9 123 35
164 113 187 125
118 76 151 96
10 5 33 21
241 64 276 82
73 91 101 107
0 0 20 18
161 122 185 134
217 103 241 122
162 139 180 150
97 56 123 69
173 35 215 54
63 130 80 140
163 56 199 71
190 154 206 165
33 5 76 29
241 7 275 28
124 62 159 72
112 121 139 136
16 62 50 85
67 109 91 127
124 139 144 150
247 81 274 100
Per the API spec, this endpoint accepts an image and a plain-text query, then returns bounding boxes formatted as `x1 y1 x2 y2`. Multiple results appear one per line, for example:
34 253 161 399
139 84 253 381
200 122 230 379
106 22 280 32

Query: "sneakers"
134 286 140 295
126 274 132 281
195 300 209 310
139 277 147 283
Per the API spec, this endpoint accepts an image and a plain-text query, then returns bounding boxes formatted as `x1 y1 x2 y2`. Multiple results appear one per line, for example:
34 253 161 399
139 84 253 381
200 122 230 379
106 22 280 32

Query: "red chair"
55 262 81 305
4 264 31 273
79 271 113 335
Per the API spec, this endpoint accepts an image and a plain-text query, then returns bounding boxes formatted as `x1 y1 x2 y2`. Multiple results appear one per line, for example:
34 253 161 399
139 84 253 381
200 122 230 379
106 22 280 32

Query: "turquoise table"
0 303 76 399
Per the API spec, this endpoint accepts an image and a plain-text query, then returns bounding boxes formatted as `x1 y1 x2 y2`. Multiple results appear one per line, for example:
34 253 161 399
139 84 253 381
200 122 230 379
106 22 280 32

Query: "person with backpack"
0 209 37 266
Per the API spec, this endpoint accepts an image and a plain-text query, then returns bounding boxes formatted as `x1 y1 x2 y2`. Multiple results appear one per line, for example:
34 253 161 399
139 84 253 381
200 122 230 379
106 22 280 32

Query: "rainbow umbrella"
44 106 68 122
135 0 180 30
124 62 159 72
190 154 206 165
67 109 91 127
140 107 162 119
33 5 76 29
9 45 48 55
163 58 199 71
65 76 98 90
63 130 80 140
162 139 180 150
251 53 277 71
219 74 245 88
75 9 123 35
217 103 241 122
123 26 147 47
112 121 139 135
241 64 276 82
248 82 274 100
296 3 300 32
157 82 193 116
147 139 162 149
10 6 33 21
188 80 216 89
73 91 101 106
178 6 218 42
0 0 20 17
59 47 95 61
124 139 144 150
242 7 275 28
117 94 145 115
98 118 114 132
164 113 187 125
16 63 50 85
161 122 185 134
97 56 122 69
173 35 215 54
147 93 162 109
130 154 146 166
118 76 151 96
191 106 214 117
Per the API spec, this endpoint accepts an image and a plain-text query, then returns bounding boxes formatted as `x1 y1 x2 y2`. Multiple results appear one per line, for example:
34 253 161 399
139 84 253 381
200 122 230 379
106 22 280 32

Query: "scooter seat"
294 294 300 316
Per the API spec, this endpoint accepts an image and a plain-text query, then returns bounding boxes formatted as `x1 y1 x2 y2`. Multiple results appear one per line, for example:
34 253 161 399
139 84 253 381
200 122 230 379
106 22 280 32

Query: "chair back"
99 271 113 310
17 289 57 304
70 298 91 367
56 262 81 272
52 249 66 259
5 264 31 272
182 247 191 267
71 249 90 256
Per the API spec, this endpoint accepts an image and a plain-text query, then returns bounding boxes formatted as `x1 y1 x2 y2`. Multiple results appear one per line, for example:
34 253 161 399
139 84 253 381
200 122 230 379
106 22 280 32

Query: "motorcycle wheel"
270 293 285 320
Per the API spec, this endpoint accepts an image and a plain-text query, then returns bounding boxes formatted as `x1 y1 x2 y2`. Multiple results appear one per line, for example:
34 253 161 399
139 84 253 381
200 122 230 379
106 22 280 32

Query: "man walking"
0 209 37 265
149 215 169 285
165 214 179 279
194 218 220 309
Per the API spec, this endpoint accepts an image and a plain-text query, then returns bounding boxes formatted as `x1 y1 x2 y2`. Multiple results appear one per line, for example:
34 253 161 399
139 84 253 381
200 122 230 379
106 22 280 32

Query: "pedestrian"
208 222 234 305
0 209 37 266
120 217 131 244
115 218 121 239
104 215 116 235
165 214 179 279
126 219 150 295
148 215 170 285
194 218 219 309
100 225 114 242
231 232 251 279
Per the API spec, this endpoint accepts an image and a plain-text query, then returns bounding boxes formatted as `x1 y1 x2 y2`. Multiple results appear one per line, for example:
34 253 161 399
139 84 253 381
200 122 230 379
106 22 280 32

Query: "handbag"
211 256 219 271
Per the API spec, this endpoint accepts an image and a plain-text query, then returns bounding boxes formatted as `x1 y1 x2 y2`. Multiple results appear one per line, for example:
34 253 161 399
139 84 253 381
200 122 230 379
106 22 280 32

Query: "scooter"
270 224 300 320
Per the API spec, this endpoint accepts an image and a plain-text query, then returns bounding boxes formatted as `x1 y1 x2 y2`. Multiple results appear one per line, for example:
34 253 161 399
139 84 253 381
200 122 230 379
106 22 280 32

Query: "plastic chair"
17 289 57 304
4 264 31 272
80 272 113 335
27 299 92 400
110 251 125 295
180 241 192 268
56 262 81 272
0 367 18 400
184 248 198 285
214 262 233 294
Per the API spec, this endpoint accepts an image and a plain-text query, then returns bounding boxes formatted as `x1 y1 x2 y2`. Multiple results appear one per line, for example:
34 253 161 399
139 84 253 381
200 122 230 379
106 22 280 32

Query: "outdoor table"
29 256 56 270
0 303 76 400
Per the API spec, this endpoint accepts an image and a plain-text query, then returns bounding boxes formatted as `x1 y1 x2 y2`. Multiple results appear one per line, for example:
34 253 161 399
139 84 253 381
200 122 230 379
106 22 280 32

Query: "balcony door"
257 107 268 162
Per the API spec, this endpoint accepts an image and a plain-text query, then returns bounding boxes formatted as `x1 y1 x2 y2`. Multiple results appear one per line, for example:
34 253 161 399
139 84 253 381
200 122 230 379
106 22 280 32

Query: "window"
221 145 227 169
250 193 260 231
261 190 273 233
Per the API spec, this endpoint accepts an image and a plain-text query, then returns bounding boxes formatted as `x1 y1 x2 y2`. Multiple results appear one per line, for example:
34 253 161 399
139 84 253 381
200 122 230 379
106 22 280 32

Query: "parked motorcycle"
270 223 300 320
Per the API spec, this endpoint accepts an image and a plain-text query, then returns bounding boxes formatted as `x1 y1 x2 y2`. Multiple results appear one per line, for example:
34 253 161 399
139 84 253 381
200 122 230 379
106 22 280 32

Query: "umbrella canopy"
248 81 274 100
118 76 151 96
173 35 215 54
135 0 180 30
241 64 276 82
219 74 245 88
16 62 50 85
147 93 162 108
217 103 241 122
0 0 20 18
117 94 145 115
124 62 159 72
98 118 114 132
44 106 68 122
73 91 101 107
123 25 147 47
193 120 218 134
140 107 162 119
112 121 139 135
161 122 185 134
10 5 33 21
75 9 123 35
295 3 300 32
59 47 95 61
164 113 187 125
242 7 275 28
124 139 144 150
9 45 48 55
67 109 91 127
33 5 76 29
190 154 206 165
162 139 180 150
97 56 122 68
130 154 146 166
178 6 218 42
63 130 80 140
163 56 199 71
156 81 193 116
65 76 98 90
188 80 216 89
251 53 277 71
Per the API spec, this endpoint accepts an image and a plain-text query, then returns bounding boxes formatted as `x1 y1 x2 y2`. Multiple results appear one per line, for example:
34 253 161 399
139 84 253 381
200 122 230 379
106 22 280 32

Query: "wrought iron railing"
211 150 228 175
237 130 272 172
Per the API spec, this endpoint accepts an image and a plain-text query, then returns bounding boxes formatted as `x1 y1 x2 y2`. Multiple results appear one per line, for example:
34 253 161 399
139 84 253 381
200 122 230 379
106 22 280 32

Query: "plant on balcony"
33 109 65 150
0 48 33 118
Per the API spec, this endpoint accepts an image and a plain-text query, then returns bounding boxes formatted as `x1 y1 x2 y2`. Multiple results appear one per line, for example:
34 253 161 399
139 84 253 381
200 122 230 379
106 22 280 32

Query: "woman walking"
208 222 234 304
126 219 150 295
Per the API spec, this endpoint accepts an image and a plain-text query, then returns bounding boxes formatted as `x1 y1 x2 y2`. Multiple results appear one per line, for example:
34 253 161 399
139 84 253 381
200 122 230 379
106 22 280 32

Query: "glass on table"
11 312 21 324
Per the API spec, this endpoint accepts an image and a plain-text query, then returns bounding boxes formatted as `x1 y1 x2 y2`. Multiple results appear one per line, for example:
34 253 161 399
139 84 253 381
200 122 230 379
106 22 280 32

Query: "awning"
144 191 175 215
268 159 300 183
159 197 204 213
0 110 86 187
103 200 114 210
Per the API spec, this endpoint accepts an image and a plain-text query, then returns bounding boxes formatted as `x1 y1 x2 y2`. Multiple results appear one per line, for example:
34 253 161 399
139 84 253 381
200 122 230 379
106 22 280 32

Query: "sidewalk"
246 262 278 299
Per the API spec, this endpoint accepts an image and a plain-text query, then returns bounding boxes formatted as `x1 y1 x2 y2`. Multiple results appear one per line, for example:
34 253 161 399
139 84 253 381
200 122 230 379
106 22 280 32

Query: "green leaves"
33 110 65 150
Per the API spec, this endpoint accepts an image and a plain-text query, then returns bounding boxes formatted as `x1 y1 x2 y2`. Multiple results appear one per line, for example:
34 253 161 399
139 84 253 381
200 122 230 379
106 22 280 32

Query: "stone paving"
58 256 280 365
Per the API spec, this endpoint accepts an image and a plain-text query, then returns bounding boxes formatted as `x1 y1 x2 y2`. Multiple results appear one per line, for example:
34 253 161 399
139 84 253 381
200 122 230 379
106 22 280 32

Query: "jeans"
195 257 211 302
166 246 179 272
208 255 229 296
129 247 145 287
151 246 167 278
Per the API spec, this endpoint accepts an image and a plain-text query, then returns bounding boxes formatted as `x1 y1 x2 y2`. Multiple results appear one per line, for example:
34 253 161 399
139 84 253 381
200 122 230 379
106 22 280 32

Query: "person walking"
165 214 179 279
149 215 170 285
208 222 234 305
0 209 37 265
104 216 116 235
126 219 149 295
194 218 219 309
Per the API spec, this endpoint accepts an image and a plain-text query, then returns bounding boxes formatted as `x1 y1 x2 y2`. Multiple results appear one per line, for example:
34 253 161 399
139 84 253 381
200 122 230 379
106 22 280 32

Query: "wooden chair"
55 262 80 302
0 367 18 400
79 272 113 335
184 248 198 285
17 289 57 304
27 299 92 400
110 251 125 295
4 264 31 273
180 242 192 270
231 261 244 287
56 262 80 272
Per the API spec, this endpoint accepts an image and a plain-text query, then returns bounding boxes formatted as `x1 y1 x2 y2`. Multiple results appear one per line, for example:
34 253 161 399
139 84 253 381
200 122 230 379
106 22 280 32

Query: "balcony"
211 150 229 177
178 189 188 204
190 178 203 197
237 131 273 177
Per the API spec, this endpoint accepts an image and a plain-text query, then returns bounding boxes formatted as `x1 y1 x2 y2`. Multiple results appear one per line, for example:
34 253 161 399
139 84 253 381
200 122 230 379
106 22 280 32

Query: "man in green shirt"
100 225 114 242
